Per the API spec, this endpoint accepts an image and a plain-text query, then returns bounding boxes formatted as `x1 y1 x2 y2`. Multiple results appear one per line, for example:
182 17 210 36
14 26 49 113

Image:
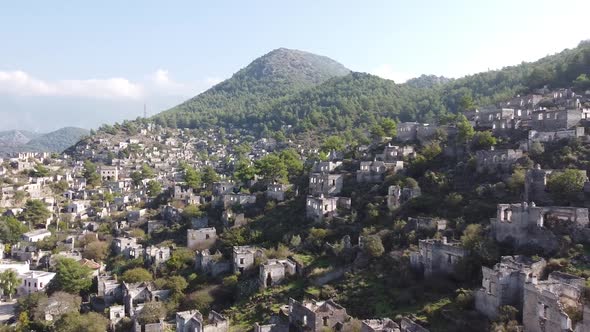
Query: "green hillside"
152 41 590 136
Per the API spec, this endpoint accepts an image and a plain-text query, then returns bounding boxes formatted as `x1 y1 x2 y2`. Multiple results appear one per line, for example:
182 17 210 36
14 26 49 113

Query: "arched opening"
266 272 273 287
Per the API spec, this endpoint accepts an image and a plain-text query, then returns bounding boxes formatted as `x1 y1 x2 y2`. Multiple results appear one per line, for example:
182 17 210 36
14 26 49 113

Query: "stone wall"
523 272 584 332
187 228 217 250
409 237 467 277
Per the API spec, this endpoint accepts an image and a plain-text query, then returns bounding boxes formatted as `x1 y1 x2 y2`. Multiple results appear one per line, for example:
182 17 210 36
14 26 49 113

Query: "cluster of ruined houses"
407 197 590 331
305 143 417 222
2 89 590 331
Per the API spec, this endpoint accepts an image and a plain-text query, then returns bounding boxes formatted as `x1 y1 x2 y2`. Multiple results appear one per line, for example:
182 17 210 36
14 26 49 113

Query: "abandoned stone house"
387 185 421 210
527 109 583 131
187 227 217 250
161 205 182 222
405 217 447 232
409 237 467 277
259 258 297 289
132 316 169 332
233 246 264 273
361 318 400 332
122 282 171 317
195 249 231 277
475 255 547 319
254 316 289 332
382 144 415 162
143 245 171 266
113 237 143 259
475 148 523 173
212 182 235 196
500 94 543 111
356 160 403 183
96 275 122 309
309 173 343 197
266 183 292 201
471 107 521 131
527 127 585 146
397 122 456 143
522 272 588 332
312 161 343 173
305 195 351 222
288 298 348 332
172 185 201 205
176 310 229 332
98 165 119 181
490 202 589 253
524 167 587 204
221 193 256 209
222 210 246 228
108 304 125 329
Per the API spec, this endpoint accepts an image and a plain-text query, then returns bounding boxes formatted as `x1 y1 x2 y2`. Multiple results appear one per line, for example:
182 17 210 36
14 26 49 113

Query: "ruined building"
522 272 588 332
232 246 264 273
387 185 421 210
356 160 403 183
475 148 523 173
361 318 400 332
176 310 229 332
475 255 546 319
382 144 415 162
409 237 467 277
187 227 217 250
288 298 349 332
259 258 297 289
266 183 292 201
309 173 344 197
306 195 351 222
195 250 231 277
490 202 589 253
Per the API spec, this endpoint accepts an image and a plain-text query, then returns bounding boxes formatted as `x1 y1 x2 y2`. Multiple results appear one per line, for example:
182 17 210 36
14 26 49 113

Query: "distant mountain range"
0 127 89 156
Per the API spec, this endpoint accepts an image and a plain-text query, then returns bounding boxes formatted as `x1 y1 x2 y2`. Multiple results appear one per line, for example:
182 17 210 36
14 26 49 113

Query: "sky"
1 0 589 132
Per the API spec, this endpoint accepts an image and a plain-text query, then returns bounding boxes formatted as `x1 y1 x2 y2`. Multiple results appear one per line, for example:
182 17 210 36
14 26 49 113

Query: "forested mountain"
0 127 89 156
153 41 590 136
156 48 350 128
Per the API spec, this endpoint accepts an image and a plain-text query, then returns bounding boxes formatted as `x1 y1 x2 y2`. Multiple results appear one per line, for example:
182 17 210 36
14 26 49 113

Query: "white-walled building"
22 229 52 242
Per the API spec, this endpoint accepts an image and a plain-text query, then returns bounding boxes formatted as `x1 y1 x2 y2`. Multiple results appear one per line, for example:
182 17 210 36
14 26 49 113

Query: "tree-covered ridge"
264 72 448 131
152 41 590 137
24 127 90 152
440 40 590 109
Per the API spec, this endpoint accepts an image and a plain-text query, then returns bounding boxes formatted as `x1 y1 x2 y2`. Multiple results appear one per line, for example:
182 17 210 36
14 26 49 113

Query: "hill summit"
236 48 351 86
156 48 350 126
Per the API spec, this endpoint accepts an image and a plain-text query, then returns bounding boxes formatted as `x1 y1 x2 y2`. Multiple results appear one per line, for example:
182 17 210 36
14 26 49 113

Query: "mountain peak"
161 48 350 117
233 47 350 85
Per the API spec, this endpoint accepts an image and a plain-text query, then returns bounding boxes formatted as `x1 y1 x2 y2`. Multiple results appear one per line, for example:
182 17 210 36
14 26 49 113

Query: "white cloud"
150 69 186 91
370 64 415 83
0 70 143 99
0 69 225 101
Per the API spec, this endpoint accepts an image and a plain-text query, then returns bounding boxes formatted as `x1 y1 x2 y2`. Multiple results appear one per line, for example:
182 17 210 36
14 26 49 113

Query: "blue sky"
1 0 589 131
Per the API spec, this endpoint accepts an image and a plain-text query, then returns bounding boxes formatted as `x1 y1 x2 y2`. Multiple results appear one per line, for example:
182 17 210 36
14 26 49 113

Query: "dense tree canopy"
50 258 93 294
